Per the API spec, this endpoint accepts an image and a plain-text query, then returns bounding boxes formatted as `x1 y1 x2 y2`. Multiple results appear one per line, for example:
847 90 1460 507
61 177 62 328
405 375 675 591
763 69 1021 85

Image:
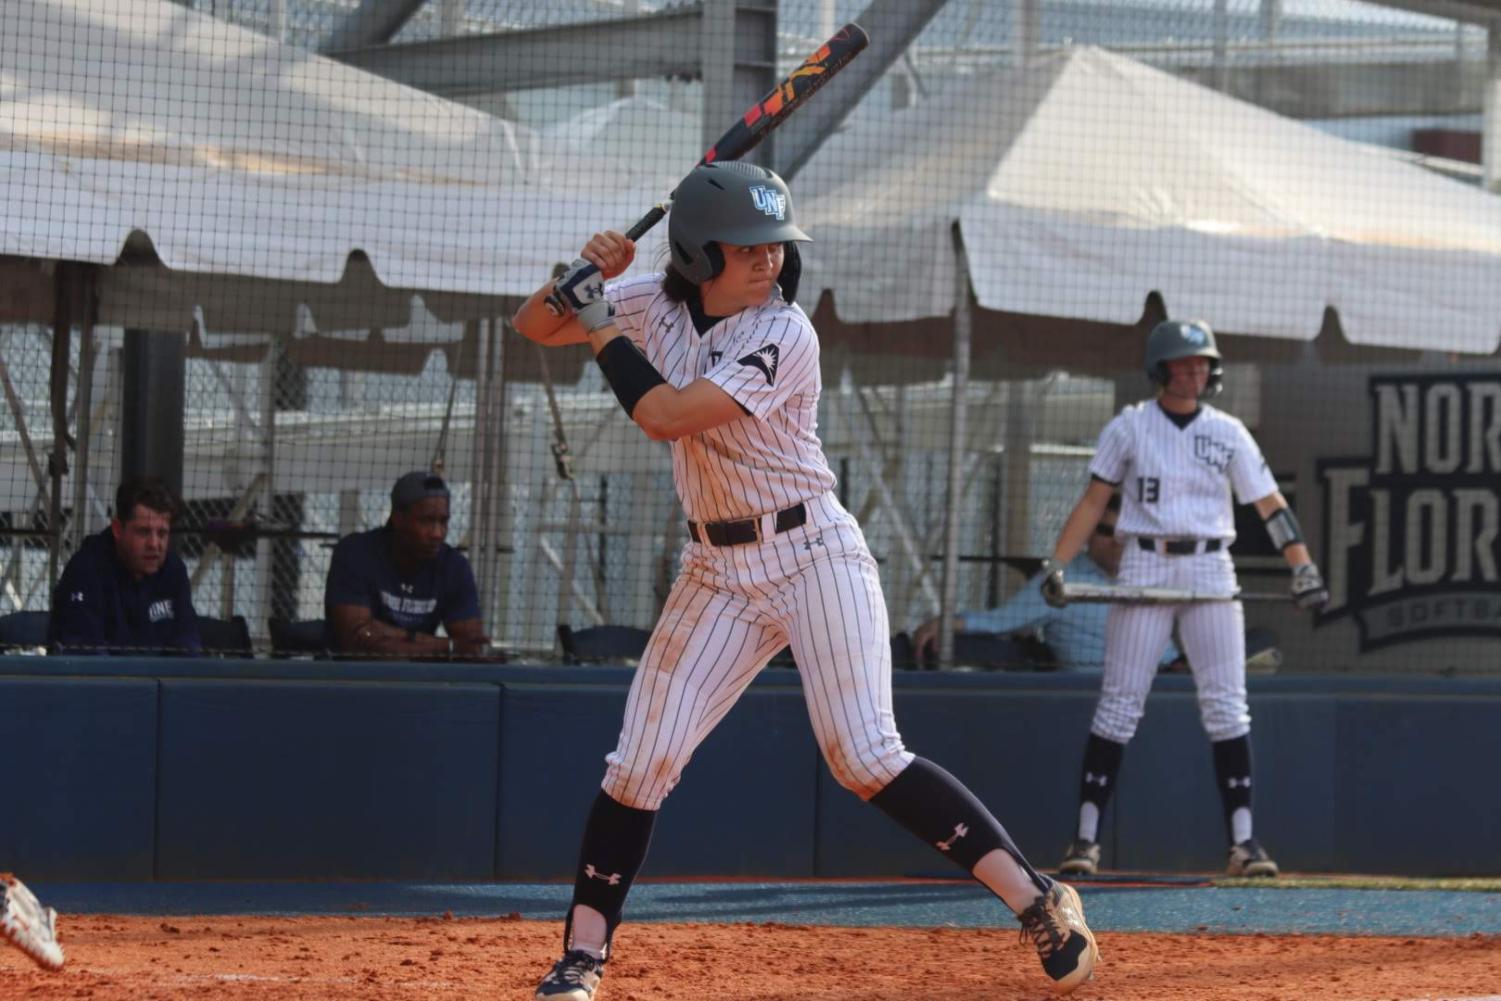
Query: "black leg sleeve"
564 790 657 954
868 756 1050 892
1212 735 1254 842
1079 733 1127 819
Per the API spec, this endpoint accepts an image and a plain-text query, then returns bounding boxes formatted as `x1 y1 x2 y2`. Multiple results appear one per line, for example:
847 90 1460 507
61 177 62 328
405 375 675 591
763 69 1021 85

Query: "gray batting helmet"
668 162 811 283
1145 319 1223 398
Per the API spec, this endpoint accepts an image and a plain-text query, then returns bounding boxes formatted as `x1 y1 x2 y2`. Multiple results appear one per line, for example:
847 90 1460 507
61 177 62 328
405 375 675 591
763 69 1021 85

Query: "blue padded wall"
156 679 500 879
3 659 1499 881
0 677 157 879
497 678 819 879
1335 696 1501 875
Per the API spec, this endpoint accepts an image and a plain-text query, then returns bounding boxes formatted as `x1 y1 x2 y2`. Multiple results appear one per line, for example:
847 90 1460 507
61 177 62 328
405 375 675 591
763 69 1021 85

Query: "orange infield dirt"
4 915 1499 1000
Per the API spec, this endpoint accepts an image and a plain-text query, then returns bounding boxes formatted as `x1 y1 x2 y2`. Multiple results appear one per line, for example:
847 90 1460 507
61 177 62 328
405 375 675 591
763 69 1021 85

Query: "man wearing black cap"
324 471 491 659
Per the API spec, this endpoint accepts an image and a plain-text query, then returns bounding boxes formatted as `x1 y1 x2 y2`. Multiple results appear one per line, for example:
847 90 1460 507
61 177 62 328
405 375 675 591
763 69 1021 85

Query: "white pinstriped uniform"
1088 401 1278 744
596 274 913 810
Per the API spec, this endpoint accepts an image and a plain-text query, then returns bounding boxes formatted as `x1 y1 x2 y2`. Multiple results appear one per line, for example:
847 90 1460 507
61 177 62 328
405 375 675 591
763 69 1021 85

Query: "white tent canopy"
0 0 664 337
796 47 1501 353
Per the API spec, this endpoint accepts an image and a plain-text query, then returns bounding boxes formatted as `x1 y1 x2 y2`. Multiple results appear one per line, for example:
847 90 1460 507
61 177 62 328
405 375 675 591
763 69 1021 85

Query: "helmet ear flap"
671 238 725 283
778 241 802 303
1204 362 1225 398
702 242 724 281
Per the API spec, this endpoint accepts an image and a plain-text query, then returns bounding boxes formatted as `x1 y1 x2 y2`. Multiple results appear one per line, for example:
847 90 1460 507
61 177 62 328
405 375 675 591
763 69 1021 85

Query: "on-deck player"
513 161 1098 1000
1042 319 1329 878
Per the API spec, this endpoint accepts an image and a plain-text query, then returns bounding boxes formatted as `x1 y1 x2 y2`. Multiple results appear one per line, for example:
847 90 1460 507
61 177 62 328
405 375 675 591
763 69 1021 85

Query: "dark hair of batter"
659 242 802 306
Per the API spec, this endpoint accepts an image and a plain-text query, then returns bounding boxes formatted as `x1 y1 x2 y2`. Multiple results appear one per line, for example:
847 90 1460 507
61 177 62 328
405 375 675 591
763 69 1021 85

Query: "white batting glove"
1290 562 1328 612
1041 559 1067 609
553 258 615 332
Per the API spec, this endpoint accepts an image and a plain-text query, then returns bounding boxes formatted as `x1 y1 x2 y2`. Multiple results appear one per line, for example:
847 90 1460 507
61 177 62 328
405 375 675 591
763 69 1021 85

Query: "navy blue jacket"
48 528 202 655
323 526 481 650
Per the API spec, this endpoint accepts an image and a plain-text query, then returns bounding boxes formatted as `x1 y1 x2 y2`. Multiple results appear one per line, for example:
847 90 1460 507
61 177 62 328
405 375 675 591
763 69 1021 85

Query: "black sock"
565 790 656 955
1211 735 1254 843
869 756 1049 891
1078 734 1127 836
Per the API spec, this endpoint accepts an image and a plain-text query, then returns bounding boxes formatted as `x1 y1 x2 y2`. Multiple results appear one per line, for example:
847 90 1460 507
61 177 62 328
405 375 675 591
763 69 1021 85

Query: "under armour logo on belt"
936 823 969 852
1226 777 1252 789
583 864 622 885
1084 772 1109 787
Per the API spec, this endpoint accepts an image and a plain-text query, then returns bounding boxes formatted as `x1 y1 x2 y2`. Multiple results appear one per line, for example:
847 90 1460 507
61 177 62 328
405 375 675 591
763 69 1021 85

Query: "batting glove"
1290 562 1329 612
553 258 615 332
1041 559 1067 609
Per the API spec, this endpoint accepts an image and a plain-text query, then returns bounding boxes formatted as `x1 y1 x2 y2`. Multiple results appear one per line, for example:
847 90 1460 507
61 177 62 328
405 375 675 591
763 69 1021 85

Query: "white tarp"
796 47 1501 353
0 0 668 337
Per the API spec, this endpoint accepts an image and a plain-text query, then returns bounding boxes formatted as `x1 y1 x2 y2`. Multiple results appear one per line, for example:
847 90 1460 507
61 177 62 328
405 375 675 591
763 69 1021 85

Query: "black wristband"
596 336 667 418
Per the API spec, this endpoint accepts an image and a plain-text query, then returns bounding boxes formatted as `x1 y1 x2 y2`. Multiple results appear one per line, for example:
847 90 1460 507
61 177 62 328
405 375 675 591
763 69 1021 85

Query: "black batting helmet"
1145 319 1223 398
668 162 811 283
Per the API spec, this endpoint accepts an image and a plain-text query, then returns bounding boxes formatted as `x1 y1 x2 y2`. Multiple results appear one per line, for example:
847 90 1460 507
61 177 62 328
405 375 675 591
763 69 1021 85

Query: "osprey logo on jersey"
738 344 779 386
749 185 787 220
1194 435 1234 473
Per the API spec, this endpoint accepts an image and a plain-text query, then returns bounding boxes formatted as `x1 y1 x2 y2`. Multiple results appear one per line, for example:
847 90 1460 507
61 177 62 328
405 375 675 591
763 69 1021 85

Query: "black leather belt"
1137 537 1222 555
688 503 807 547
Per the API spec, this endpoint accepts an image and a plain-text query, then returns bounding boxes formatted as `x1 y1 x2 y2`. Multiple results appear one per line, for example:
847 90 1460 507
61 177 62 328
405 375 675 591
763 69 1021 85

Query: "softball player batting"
514 162 1097 999
1042 320 1328 878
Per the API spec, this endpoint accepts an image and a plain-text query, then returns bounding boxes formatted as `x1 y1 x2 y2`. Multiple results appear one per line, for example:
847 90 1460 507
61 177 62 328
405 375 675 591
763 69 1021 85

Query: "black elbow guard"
1263 507 1304 551
596 336 667 418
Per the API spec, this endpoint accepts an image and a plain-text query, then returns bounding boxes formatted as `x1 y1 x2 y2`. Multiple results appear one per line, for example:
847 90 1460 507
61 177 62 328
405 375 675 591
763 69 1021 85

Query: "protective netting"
1 0 1496 673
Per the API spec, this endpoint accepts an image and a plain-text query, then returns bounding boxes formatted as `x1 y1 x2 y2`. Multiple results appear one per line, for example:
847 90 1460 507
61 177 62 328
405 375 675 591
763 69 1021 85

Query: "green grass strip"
1215 875 1501 892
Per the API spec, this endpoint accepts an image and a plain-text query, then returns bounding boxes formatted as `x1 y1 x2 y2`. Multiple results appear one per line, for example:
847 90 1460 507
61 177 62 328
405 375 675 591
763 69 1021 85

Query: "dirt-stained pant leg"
601 551 788 811
777 501 913 799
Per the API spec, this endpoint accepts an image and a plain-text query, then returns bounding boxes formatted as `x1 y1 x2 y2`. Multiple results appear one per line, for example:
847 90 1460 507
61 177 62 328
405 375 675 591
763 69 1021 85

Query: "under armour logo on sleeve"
1084 772 1110 787
936 823 969 852
583 864 622 885
737 344 780 386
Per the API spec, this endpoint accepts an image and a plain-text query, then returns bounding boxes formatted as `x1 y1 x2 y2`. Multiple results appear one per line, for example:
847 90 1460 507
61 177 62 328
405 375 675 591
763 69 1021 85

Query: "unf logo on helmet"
749 185 786 220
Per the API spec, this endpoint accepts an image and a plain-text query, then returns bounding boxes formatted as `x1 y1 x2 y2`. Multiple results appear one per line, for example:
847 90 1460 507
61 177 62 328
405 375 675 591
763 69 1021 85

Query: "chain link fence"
2 0 1495 671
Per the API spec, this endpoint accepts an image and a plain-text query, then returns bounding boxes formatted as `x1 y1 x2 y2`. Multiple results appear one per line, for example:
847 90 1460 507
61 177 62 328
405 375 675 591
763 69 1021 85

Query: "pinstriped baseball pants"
1092 544 1250 744
602 493 915 810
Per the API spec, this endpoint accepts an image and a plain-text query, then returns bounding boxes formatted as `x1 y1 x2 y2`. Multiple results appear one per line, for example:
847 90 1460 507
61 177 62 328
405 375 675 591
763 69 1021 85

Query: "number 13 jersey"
1089 401 1278 543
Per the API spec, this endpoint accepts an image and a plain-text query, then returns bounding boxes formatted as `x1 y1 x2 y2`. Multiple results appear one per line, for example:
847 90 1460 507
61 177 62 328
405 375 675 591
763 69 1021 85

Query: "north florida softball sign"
1319 373 1501 651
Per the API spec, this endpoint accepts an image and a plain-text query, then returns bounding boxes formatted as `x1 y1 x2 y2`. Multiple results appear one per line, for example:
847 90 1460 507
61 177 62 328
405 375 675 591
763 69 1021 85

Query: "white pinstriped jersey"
605 274 835 523
1089 401 1277 542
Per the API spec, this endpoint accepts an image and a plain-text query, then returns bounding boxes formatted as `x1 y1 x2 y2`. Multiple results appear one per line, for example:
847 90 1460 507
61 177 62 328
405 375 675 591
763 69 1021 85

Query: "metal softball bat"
1058 582 1290 605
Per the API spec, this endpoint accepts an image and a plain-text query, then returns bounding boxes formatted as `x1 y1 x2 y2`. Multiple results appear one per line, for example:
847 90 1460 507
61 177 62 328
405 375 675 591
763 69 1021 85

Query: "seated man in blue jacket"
914 492 1179 671
49 477 201 655
325 471 493 660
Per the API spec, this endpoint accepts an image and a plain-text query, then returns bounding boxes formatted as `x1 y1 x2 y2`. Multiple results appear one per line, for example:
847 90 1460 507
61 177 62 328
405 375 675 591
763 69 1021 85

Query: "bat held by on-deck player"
543 22 870 317
1058 582 1291 605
